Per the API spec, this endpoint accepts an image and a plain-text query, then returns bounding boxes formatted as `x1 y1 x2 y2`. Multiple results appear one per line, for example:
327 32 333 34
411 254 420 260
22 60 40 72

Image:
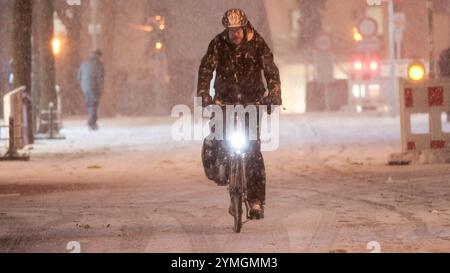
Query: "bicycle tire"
231 193 242 233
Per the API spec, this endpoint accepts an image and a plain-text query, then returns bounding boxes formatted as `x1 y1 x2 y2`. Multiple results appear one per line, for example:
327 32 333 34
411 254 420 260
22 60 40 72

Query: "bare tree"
0 0 14 116
35 0 57 133
12 0 33 143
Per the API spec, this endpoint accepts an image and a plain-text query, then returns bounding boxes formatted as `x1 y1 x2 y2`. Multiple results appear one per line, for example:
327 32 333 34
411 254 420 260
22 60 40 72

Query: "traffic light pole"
90 0 98 51
388 0 398 117
427 0 435 79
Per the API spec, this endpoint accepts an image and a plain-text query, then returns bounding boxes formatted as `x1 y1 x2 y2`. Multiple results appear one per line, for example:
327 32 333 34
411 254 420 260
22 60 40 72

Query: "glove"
261 93 282 115
201 94 214 108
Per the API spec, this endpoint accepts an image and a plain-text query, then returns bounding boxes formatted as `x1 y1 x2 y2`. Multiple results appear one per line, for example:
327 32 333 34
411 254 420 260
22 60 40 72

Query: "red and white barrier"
390 79 450 164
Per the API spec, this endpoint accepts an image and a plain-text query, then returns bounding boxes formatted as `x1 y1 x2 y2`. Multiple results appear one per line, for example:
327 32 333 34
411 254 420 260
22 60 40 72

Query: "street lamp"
352 27 363 41
52 37 61 56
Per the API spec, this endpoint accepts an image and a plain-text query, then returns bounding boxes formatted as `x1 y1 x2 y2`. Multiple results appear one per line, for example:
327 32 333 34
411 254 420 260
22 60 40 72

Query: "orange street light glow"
52 38 61 56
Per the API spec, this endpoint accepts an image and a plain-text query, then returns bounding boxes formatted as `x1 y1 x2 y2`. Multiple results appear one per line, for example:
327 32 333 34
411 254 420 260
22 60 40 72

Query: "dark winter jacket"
197 23 281 105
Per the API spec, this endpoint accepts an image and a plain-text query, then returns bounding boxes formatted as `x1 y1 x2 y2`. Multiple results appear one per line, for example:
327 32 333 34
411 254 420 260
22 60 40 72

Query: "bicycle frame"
226 116 251 233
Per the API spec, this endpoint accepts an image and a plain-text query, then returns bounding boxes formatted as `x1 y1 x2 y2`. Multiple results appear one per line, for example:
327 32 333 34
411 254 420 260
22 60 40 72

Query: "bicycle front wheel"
231 192 242 233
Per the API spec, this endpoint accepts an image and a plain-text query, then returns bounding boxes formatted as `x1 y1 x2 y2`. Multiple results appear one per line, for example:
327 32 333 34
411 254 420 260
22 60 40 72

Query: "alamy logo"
66 0 81 6
366 0 384 6
171 97 280 151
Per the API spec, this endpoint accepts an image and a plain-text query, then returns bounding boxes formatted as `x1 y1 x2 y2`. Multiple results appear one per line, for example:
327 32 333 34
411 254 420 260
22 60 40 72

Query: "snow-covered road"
1 114 450 252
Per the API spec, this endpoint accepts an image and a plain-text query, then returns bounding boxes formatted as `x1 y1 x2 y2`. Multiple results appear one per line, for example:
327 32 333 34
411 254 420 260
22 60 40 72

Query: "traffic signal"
407 60 426 82
369 60 379 72
353 60 363 71
351 55 380 81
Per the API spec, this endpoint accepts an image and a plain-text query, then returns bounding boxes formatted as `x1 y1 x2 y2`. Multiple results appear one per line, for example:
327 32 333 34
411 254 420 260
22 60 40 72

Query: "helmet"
222 8 248 29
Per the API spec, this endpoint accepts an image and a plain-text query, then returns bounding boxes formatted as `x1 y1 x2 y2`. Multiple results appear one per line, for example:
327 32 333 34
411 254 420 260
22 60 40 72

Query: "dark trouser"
86 91 100 128
241 140 266 205
211 106 266 206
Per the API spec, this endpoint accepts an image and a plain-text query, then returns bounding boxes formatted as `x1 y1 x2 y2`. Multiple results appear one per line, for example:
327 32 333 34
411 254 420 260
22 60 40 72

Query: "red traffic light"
351 55 380 81
353 60 363 71
369 60 379 71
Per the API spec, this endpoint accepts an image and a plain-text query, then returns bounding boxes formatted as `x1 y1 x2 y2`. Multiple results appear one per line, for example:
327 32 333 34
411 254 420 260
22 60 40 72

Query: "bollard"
35 101 65 140
49 102 54 139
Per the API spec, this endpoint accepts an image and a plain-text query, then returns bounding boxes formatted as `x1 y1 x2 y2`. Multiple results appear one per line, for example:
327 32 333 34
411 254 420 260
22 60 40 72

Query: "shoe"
88 124 99 131
249 200 264 219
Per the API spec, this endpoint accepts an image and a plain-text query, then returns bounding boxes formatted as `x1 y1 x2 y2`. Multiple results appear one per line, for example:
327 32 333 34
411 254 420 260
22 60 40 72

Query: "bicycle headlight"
229 132 247 151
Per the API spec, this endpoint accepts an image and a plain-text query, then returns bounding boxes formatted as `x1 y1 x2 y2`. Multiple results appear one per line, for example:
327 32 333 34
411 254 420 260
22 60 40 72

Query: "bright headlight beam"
229 132 246 150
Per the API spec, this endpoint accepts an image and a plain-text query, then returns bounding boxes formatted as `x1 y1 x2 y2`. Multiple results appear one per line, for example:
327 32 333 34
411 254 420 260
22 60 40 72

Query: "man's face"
228 27 244 45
